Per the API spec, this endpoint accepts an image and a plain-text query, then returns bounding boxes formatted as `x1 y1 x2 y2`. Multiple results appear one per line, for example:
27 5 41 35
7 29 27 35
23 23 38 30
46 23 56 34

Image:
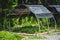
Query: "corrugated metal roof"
26 5 53 18
56 8 60 12
49 5 60 7
26 5 51 14
49 5 60 12
35 13 53 18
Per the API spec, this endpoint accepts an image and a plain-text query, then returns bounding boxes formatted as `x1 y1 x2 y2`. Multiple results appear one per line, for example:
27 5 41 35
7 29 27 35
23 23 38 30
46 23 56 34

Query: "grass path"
24 30 60 40
14 29 60 40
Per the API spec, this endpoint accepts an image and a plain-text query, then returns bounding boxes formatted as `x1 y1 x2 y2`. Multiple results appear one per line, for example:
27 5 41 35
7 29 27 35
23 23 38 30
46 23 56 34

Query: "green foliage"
0 16 53 33
40 26 48 32
12 18 19 26
56 27 60 32
11 17 51 33
12 26 48 33
0 0 18 9
0 31 24 40
42 18 47 24
12 26 38 34
0 0 59 33
56 29 60 32
21 16 37 26
0 0 18 31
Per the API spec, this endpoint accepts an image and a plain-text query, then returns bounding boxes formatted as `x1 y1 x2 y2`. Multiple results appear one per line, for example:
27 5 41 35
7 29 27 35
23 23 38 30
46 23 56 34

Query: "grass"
0 31 25 40
25 35 46 40
56 28 60 32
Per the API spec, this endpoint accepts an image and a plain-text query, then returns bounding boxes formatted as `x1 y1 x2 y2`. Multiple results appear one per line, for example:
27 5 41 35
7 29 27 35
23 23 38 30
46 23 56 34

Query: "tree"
0 0 18 30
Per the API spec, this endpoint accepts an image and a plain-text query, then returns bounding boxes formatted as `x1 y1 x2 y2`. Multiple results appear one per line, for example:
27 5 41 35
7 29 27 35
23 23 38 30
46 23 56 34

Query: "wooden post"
46 18 50 33
9 18 11 31
36 18 40 32
53 17 57 31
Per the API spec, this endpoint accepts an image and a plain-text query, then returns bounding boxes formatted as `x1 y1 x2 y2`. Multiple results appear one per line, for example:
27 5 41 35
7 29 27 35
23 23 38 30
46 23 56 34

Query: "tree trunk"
2 9 6 30
40 0 49 7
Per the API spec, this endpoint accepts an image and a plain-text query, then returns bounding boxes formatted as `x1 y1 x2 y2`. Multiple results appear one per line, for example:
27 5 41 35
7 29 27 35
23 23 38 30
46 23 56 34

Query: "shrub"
12 26 39 34
12 26 48 33
0 31 24 40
